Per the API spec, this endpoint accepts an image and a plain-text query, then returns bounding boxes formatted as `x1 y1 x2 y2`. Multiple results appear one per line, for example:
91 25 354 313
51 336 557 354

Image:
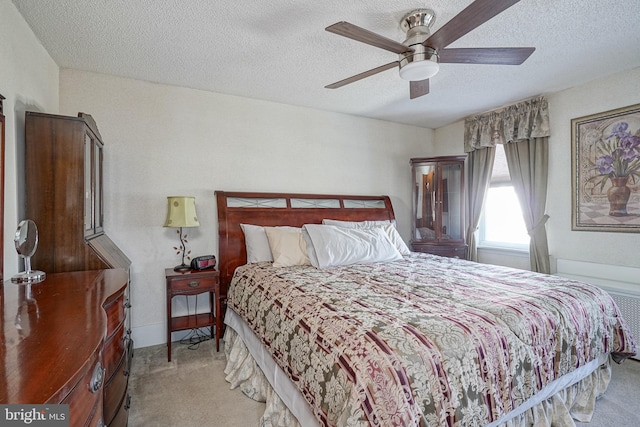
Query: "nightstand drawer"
170 276 217 292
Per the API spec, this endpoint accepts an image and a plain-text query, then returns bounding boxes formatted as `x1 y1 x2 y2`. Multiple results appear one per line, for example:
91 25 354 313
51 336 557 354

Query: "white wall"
433 67 640 272
546 67 640 270
433 122 465 157
0 1 59 279
58 69 434 347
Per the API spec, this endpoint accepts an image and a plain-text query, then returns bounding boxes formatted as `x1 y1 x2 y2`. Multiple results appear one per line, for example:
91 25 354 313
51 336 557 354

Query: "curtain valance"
464 96 550 152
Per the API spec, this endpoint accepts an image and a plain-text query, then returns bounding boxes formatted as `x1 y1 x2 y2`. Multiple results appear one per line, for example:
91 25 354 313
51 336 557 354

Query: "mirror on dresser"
11 219 46 284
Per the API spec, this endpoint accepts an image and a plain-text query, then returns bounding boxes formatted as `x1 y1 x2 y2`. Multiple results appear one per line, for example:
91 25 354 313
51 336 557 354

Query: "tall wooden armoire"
410 155 468 259
25 111 132 427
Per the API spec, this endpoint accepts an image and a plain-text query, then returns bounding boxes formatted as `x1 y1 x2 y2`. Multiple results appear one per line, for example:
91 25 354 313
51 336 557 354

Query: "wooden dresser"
24 112 132 426
1 269 129 427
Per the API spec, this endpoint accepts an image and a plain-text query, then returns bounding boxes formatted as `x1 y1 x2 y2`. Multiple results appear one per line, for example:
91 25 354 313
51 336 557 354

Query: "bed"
215 190 636 427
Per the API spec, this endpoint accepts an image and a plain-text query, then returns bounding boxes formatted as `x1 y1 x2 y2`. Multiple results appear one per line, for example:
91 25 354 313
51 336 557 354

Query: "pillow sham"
302 224 402 268
321 219 410 256
264 226 311 267
379 223 411 255
240 223 273 263
301 227 320 268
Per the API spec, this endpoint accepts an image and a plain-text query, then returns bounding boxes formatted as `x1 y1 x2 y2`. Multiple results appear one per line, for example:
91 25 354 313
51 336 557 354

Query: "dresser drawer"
62 350 104 427
412 243 468 259
169 276 217 293
104 290 126 339
103 322 126 381
108 393 130 427
103 355 128 426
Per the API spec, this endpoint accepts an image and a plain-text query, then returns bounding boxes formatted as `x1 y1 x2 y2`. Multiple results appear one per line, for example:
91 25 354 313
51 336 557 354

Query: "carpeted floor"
128 338 263 426
129 339 640 426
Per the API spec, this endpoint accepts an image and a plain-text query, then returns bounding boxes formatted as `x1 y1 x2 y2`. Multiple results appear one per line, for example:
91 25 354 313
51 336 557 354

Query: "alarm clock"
190 255 216 270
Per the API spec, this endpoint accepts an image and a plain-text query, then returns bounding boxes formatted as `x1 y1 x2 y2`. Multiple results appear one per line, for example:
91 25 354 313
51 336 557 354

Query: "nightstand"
165 268 222 361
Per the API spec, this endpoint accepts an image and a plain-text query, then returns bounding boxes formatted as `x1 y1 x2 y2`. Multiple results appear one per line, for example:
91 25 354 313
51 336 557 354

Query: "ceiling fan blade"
439 47 535 65
410 80 430 99
326 21 412 54
425 0 522 50
325 61 399 89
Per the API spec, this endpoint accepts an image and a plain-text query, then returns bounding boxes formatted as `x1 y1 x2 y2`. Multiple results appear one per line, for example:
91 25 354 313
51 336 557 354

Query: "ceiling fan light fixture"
399 59 440 81
325 2 534 98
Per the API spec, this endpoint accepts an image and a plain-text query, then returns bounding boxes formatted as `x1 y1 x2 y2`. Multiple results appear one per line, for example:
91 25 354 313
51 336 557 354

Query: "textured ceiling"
12 0 640 129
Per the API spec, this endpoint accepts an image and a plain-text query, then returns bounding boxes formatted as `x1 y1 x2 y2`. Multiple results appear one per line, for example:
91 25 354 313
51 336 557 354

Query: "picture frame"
571 103 640 232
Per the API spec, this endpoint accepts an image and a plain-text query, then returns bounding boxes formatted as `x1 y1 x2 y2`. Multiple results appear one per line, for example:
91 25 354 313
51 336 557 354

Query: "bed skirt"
223 309 613 427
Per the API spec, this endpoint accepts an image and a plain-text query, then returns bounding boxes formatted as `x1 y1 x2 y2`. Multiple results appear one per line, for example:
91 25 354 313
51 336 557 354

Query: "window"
478 144 530 251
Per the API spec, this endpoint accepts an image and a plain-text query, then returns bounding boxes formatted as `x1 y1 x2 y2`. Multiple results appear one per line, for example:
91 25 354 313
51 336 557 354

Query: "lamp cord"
179 295 212 350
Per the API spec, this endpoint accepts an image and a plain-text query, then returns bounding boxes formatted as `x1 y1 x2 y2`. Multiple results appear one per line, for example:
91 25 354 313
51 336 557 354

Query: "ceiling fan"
325 0 535 99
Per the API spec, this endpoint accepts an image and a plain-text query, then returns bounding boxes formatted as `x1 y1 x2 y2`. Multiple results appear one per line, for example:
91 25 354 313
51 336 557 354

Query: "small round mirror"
11 219 46 284
15 219 38 257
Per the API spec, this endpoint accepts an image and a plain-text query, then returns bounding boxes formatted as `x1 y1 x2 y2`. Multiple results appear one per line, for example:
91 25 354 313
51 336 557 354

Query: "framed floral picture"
571 103 640 232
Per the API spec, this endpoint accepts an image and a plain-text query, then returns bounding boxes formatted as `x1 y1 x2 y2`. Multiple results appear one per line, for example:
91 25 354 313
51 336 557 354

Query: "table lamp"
164 196 200 271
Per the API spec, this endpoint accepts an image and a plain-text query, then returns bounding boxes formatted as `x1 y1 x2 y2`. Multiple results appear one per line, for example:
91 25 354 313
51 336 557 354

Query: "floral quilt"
226 253 636 426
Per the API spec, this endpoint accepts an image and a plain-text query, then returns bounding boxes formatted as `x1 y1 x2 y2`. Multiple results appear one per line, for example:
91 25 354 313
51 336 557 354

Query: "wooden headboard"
215 191 396 290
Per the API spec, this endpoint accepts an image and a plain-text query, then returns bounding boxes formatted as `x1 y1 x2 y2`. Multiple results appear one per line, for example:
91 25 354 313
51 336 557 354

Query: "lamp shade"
164 196 200 228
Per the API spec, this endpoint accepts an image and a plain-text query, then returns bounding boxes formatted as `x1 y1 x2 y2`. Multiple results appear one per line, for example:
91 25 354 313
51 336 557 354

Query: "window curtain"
504 137 550 273
465 146 495 261
464 96 551 272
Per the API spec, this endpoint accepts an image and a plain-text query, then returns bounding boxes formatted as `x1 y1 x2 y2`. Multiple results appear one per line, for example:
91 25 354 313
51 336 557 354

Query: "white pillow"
302 224 402 268
321 219 410 256
240 224 273 263
379 223 411 256
301 227 320 268
264 226 311 267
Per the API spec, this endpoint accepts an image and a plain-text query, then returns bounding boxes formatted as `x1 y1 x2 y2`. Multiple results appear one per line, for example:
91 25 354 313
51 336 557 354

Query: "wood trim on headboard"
215 190 396 291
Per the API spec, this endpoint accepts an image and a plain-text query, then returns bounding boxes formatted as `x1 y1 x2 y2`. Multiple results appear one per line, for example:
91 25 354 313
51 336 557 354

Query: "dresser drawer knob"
90 362 105 393
188 281 200 287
